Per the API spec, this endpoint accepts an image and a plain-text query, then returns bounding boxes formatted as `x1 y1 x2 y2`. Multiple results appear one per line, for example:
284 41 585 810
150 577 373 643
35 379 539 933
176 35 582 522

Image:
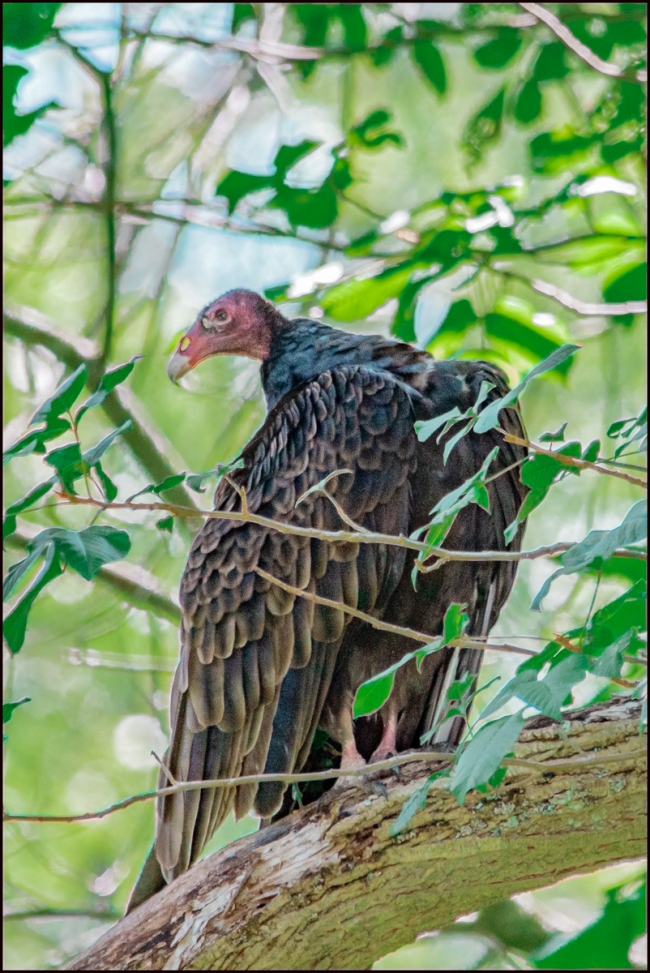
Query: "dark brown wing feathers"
154 366 417 882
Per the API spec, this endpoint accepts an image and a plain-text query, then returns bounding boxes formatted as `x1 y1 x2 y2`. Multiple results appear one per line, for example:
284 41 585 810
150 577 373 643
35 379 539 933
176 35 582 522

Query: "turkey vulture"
127 288 527 910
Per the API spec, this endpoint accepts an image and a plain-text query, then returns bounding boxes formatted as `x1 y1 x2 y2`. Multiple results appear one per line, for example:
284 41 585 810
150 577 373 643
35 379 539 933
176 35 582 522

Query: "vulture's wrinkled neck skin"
261 317 426 410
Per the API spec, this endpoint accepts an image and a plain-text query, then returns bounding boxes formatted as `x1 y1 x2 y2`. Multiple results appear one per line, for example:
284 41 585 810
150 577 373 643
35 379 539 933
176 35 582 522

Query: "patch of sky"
54 2 121 72
162 226 321 337
150 2 233 42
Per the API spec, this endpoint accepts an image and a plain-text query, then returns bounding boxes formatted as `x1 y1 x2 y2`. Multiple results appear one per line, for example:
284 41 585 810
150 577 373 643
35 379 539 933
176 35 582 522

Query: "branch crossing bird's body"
127 290 527 911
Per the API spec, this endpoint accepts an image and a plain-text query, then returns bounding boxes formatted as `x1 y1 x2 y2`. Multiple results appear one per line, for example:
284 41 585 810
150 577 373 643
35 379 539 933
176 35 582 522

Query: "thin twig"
3 747 644 825
502 433 647 489
151 751 177 786
2 909 121 922
59 493 649 564
256 567 536 656
518 2 647 84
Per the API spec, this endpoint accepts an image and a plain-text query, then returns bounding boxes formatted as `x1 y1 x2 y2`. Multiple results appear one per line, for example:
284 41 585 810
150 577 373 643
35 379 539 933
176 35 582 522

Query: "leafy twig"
502 432 647 488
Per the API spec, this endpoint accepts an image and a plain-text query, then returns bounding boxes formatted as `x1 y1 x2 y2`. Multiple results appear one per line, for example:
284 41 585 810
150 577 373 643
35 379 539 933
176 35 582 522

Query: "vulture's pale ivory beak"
166 350 192 384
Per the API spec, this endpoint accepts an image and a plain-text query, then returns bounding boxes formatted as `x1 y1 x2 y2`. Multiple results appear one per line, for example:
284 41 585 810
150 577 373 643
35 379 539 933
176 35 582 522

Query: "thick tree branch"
3 307 199 517
65 699 646 971
5 527 180 623
519 3 647 84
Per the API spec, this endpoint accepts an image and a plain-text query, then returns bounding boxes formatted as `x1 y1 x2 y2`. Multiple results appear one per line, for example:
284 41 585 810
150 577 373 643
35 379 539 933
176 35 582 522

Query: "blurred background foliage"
2 2 646 969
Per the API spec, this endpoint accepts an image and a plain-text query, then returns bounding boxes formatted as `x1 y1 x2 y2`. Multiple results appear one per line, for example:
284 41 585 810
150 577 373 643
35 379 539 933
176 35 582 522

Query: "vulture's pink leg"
369 706 398 764
340 735 367 772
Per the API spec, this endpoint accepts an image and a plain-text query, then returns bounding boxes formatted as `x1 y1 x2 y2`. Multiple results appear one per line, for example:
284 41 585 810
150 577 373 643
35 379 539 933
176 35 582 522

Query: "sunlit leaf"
4 542 63 654
412 40 446 94
76 357 141 422
31 364 87 426
532 501 647 611
3 696 31 724
451 710 526 805
474 344 580 434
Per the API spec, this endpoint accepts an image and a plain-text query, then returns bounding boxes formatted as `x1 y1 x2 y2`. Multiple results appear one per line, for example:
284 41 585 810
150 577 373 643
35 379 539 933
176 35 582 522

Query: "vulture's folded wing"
153 366 418 885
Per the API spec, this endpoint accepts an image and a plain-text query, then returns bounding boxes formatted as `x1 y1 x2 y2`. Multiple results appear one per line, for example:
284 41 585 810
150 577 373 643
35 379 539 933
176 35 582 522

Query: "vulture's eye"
214 309 229 323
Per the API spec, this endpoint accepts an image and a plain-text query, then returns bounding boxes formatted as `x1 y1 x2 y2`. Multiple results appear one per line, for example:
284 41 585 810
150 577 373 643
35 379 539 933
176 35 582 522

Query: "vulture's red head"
166 289 282 383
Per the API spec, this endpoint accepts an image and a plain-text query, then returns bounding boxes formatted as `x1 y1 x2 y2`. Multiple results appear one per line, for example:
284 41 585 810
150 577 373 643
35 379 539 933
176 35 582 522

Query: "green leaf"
274 140 320 178
3 62 58 149
474 344 580 434
351 110 402 149
50 526 131 581
216 170 273 213
582 438 600 463
443 603 469 644
514 79 542 124
271 183 338 230
156 516 174 532
3 696 31 724
94 463 118 502
539 422 568 443
415 406 464 444
3 417 71 465
530 130 598 174
4 524 131 609
321 264 415 322
3 479 56 542
451 710 526 805
128 471 186 501
473 28 522 69
589 630 632 680
4 542 63 654
532 501 647 610
586 580 647 655
3 3 61 49
429 447 499 520
462 88 506 166
389 769 449 836
477 655 587 724
75 357 141 422
485 313 572 374
353 637 444 718
504 441 582 544
231 2 255 32
425 298 477 348
353 671 395 719
534 881 646 969
44 442 85 493
31 364 87 426
412 40 446 94
336 3 367 52
533 42 568 81
603 262 647 303
83 419 132 467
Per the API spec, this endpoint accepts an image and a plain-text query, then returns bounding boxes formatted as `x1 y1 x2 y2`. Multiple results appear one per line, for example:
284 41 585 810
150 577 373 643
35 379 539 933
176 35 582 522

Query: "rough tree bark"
68 698 646 971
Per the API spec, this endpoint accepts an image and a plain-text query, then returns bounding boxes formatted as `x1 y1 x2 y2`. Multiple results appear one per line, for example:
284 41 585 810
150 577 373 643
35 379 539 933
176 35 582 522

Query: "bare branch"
60 493 649 564
256 567 536 656
3 909 120 922
4 735 645 827
519 2 647 84
528 277 647 318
